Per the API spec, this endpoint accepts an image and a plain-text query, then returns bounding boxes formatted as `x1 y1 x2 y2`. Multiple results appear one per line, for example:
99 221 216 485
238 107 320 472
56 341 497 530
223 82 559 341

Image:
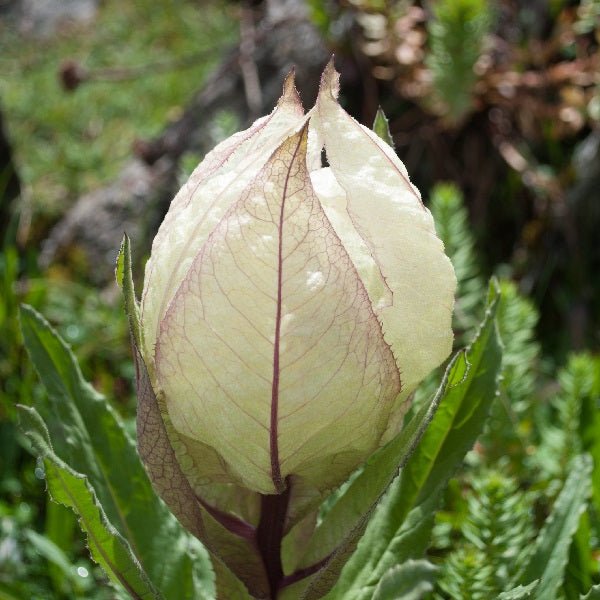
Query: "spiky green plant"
429 183 485 343
426 0 491 122
482 280 541 467
437 470 535 598
533 355 600 482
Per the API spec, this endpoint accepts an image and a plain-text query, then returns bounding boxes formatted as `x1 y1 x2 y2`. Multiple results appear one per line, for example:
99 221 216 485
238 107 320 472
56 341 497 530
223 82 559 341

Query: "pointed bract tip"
319 57 340 100
283 67 296 91
278 68 301 104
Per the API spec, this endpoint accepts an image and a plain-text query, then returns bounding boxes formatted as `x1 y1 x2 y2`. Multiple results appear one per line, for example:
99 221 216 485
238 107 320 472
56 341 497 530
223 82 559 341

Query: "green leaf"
496 280 539 405
372 107 394 148
426 0 491 122
569 354 600 510
520 454 592 600
564 512 594 598
19 304 213 600
0 585 23 600
496 581 540 599
321 280 502 600
581 584 600 599
372 559 437 600
18 404 160 600
116 233 141 349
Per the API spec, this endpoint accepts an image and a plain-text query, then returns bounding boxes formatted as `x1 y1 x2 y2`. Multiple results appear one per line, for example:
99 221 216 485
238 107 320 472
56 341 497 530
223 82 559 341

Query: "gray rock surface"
1 0 98 37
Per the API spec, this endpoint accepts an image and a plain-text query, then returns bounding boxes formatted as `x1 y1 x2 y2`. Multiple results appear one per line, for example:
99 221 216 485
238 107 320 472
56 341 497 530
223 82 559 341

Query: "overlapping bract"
139 62 456 498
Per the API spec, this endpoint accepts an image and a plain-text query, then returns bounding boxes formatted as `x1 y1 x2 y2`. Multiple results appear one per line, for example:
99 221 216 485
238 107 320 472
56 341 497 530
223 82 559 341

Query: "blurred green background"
1 0 599 597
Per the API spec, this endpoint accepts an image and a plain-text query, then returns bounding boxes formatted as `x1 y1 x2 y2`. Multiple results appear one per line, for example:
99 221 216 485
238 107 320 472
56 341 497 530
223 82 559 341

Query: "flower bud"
138 62 456 501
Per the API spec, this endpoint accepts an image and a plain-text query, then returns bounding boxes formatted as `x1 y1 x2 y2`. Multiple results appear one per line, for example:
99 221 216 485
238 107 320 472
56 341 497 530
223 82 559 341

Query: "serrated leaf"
372 559 437 600
496 580 539 599
19 304 213 600
372 107 394 148
317 280 502 600
520 454 592 600
18 405 160 600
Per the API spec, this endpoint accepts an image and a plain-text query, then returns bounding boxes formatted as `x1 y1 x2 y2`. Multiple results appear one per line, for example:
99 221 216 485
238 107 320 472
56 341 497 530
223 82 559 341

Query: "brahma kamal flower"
134 59 455 597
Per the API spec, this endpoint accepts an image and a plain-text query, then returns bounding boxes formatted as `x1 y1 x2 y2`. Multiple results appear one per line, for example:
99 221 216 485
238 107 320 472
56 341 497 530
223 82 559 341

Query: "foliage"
429 183 485 341
16 273 503 600
18 305 213 598
0 1 233 596
371 560 437 600
428 188 598 599
437 470 535 597
426 0 491 122
2 0 600 597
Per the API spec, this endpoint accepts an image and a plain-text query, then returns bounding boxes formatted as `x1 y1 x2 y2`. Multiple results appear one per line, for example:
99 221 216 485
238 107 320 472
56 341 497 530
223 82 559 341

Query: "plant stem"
256 482 291 598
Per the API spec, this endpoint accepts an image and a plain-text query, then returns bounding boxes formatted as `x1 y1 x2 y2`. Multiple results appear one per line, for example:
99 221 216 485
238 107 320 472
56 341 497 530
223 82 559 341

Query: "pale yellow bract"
140 61 456 496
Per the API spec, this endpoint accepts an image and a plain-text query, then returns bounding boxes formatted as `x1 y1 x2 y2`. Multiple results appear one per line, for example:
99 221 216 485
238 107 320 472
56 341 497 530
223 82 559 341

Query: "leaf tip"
319 56 340 100
372 106 394 149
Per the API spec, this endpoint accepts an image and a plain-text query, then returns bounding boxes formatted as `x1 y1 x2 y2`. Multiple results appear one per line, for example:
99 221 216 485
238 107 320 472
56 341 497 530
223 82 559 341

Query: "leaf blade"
520 454 592 600
19 304 213 599
18 404 161 600
496 581 540 600
372 107 395 149
372 560 437 600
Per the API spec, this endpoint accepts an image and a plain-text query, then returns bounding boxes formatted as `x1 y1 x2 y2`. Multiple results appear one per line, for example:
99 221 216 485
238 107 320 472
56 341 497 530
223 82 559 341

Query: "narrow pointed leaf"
372 560 437 600
18 405 160 600
116 233 141 349
312 281 502 600
520 454 592 600
372 107 395 149
19 304 213 599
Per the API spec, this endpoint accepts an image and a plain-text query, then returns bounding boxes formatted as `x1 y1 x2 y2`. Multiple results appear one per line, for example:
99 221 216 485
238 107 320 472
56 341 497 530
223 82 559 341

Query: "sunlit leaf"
372 560 437 600
18 405 160 600
19 305 213 599
520 454 592 600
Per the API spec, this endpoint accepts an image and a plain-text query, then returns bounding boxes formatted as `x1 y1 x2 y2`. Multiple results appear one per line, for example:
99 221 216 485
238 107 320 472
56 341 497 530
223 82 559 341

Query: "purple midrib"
270 133 305 493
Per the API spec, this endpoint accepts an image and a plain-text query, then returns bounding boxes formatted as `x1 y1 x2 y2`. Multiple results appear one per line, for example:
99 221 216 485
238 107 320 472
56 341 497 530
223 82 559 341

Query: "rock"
1 0 98 38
